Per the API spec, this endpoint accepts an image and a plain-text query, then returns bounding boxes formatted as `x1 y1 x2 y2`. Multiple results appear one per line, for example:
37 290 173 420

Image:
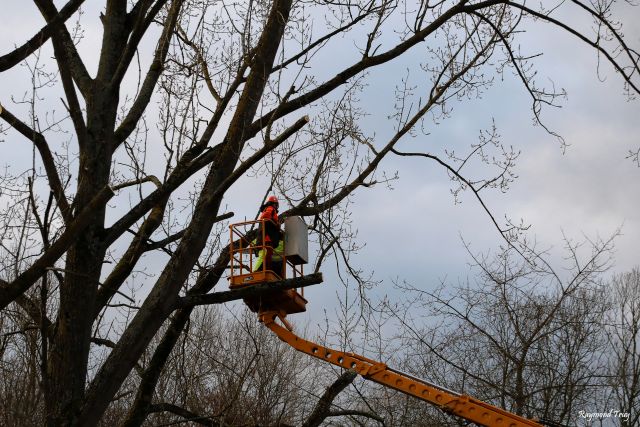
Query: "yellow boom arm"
259 311 543 427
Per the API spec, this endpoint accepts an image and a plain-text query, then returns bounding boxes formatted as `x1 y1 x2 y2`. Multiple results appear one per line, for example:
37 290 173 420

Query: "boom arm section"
260 311 543 427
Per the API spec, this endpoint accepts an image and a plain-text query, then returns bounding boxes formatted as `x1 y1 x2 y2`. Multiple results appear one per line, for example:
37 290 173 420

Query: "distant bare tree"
389 235 615 426
131 306 314 426
605 267 640 427
0 306 43 426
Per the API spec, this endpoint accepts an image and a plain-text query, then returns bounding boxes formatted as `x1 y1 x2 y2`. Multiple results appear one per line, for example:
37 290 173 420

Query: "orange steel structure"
229 221 544 427
229 220 307 314
260 311 543 427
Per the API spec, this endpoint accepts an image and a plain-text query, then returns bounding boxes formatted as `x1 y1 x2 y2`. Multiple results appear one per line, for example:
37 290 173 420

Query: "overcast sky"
1 2 639 325
302 2 640 315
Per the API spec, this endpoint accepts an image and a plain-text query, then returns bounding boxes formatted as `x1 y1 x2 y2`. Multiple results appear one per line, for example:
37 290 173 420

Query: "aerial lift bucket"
228 217 310 315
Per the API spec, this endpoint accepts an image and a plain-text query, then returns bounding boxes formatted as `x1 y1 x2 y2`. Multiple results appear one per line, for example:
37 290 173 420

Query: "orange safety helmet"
267 195 279 205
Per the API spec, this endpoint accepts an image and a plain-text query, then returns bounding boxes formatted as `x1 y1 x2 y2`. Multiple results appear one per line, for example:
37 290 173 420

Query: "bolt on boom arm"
259 311 543 427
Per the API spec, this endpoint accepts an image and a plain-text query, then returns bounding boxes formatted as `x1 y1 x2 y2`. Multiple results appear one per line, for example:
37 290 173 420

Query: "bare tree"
135 306 314 426
389 235 615 426
605 268 640 427
0 0 638 425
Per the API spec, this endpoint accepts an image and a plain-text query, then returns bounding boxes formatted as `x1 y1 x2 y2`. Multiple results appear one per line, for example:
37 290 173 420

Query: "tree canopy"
0 0 638 425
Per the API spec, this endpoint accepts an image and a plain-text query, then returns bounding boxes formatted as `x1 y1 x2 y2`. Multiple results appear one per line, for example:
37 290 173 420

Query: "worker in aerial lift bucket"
256 195 283 274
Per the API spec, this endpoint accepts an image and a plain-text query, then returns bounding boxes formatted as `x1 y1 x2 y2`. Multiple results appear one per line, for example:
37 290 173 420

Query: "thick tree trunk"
42 2 132 423
46 85 119 425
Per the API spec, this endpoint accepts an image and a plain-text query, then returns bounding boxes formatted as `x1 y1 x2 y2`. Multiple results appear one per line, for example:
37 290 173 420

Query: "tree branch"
302 370 358 427
0 0 85 72
33 0 93 95
114 0 184 145
148 403 219 426
499 0 640 95
121 248 232 427
112 0 168 86
0 186 114 310
178 273 323 307
104 113 307 247
249 2 466 138
327 409 385 424
0 103 72 223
